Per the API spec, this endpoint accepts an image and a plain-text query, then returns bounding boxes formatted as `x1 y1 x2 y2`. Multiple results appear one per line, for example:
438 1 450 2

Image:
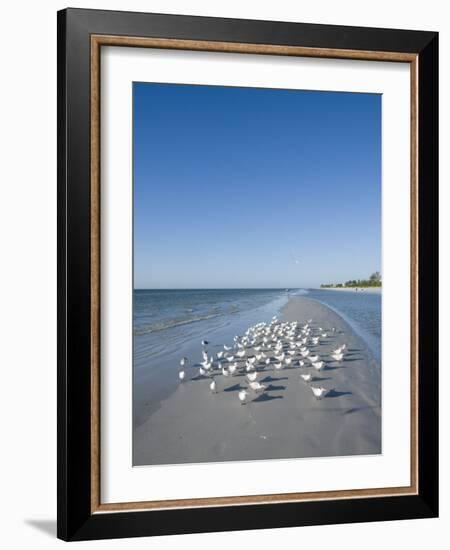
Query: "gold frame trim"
90 35 419 514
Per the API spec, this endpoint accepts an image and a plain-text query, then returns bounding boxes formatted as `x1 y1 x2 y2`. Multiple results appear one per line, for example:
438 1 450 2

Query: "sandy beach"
320 287 381 293
133 295 381 466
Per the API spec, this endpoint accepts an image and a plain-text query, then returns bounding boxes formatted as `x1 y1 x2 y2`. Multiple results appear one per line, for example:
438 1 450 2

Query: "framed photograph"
57 8 438 541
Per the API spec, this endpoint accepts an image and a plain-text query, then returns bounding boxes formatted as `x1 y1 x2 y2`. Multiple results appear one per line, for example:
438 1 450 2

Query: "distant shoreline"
319 286 381 293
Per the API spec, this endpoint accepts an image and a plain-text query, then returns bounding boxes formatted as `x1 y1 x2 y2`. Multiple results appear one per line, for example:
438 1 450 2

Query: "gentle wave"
134 312 223 335
291 289 309 296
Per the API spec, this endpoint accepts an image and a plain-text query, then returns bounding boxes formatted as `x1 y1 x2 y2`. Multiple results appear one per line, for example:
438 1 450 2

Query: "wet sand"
133 296 381 466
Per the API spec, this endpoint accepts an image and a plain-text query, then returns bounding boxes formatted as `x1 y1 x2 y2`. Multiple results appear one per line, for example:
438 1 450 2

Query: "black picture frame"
57 7 438 541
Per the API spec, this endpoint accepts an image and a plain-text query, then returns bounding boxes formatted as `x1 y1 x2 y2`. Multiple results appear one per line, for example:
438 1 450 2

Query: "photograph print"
133 82 382 466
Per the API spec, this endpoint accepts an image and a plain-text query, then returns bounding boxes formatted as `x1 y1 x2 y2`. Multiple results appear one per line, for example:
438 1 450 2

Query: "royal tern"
238 389 249 404
246 371 258 383
229 363 238 376
310 386 328 399
249 381 267 393
312 361 325 371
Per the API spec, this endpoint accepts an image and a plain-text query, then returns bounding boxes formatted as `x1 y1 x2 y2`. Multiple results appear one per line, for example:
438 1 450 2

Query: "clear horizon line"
134 286 315 290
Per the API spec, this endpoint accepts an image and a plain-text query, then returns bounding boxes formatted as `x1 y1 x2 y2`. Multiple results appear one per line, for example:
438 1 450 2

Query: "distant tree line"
321 272 381 288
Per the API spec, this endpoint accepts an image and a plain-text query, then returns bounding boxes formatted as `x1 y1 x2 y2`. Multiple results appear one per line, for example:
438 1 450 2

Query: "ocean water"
302 289 382 365
134 289 288 366
133 288 381 423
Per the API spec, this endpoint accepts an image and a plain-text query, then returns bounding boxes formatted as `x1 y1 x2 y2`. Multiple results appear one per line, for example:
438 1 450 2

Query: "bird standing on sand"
238 389 249 404
201 359 213 372
245 359 256 372
179 357 188 381
246 371 258 383
310 386 328 399
202 340 209 350
312 361 325 371
333 344 346 354
210 379 217 393
229 363 238 376
300 373 312 383
249 381 267 393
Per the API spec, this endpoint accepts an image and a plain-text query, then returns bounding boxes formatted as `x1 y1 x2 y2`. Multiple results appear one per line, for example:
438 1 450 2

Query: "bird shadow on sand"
326 389 352 398
344 405 377 414
190 374 211 381
343 357 364 362
312 376 332 382
261 375 288 383
252 393 283 402
266 384 286 392
223 383 244 392
324 365 343 371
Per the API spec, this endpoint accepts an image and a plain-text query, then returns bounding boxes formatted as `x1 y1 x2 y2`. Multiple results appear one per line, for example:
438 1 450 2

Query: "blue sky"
133 83 381 289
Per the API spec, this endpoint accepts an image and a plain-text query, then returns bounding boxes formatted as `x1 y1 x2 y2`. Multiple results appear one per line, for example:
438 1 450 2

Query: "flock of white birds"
178 315 347 404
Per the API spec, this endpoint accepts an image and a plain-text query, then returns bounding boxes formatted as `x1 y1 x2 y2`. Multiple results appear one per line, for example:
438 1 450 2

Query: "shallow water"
134 289 289 367
300 289 381 365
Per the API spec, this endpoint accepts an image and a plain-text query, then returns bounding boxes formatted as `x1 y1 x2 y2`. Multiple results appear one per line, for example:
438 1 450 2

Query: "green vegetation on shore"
321 272 381 289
